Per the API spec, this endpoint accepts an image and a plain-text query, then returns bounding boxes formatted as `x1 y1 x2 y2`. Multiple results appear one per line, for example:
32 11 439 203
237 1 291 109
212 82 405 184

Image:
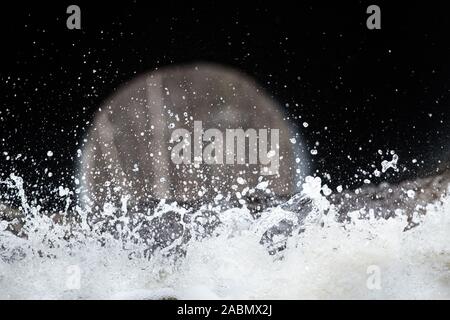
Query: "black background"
1 1 449 208
0 300 444 318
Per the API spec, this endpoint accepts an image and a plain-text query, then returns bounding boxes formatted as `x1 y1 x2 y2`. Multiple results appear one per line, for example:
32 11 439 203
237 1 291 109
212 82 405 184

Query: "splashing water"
0 173 449 300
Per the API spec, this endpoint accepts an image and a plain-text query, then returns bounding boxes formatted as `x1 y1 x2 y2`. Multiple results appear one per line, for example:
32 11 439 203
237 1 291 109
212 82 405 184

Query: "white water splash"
0 175 449 300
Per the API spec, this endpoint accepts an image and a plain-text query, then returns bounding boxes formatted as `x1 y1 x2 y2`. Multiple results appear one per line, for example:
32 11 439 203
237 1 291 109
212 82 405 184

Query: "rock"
0 203 24 237
328 168 450 228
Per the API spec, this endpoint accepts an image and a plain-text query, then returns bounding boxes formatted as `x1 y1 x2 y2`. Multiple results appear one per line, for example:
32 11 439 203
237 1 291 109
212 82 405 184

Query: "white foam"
0 177 449 300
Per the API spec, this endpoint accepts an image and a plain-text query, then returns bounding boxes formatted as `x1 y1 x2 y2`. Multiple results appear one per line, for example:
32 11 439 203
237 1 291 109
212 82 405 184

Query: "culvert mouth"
78 63 310 210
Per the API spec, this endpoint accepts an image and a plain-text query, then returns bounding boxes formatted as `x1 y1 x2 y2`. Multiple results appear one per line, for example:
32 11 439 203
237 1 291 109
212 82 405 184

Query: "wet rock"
260 195 314 254
328 168 450 228
0 203 25 237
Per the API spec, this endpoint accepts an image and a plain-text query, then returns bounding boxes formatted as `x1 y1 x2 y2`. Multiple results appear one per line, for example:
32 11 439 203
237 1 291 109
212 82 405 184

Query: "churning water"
0 173 449 300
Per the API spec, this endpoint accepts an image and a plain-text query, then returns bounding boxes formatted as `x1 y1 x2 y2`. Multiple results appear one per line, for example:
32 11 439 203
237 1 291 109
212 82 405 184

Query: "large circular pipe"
78 63 309 210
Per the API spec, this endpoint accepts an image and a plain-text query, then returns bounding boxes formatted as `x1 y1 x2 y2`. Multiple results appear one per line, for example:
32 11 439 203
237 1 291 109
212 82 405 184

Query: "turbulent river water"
0 173 449 300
